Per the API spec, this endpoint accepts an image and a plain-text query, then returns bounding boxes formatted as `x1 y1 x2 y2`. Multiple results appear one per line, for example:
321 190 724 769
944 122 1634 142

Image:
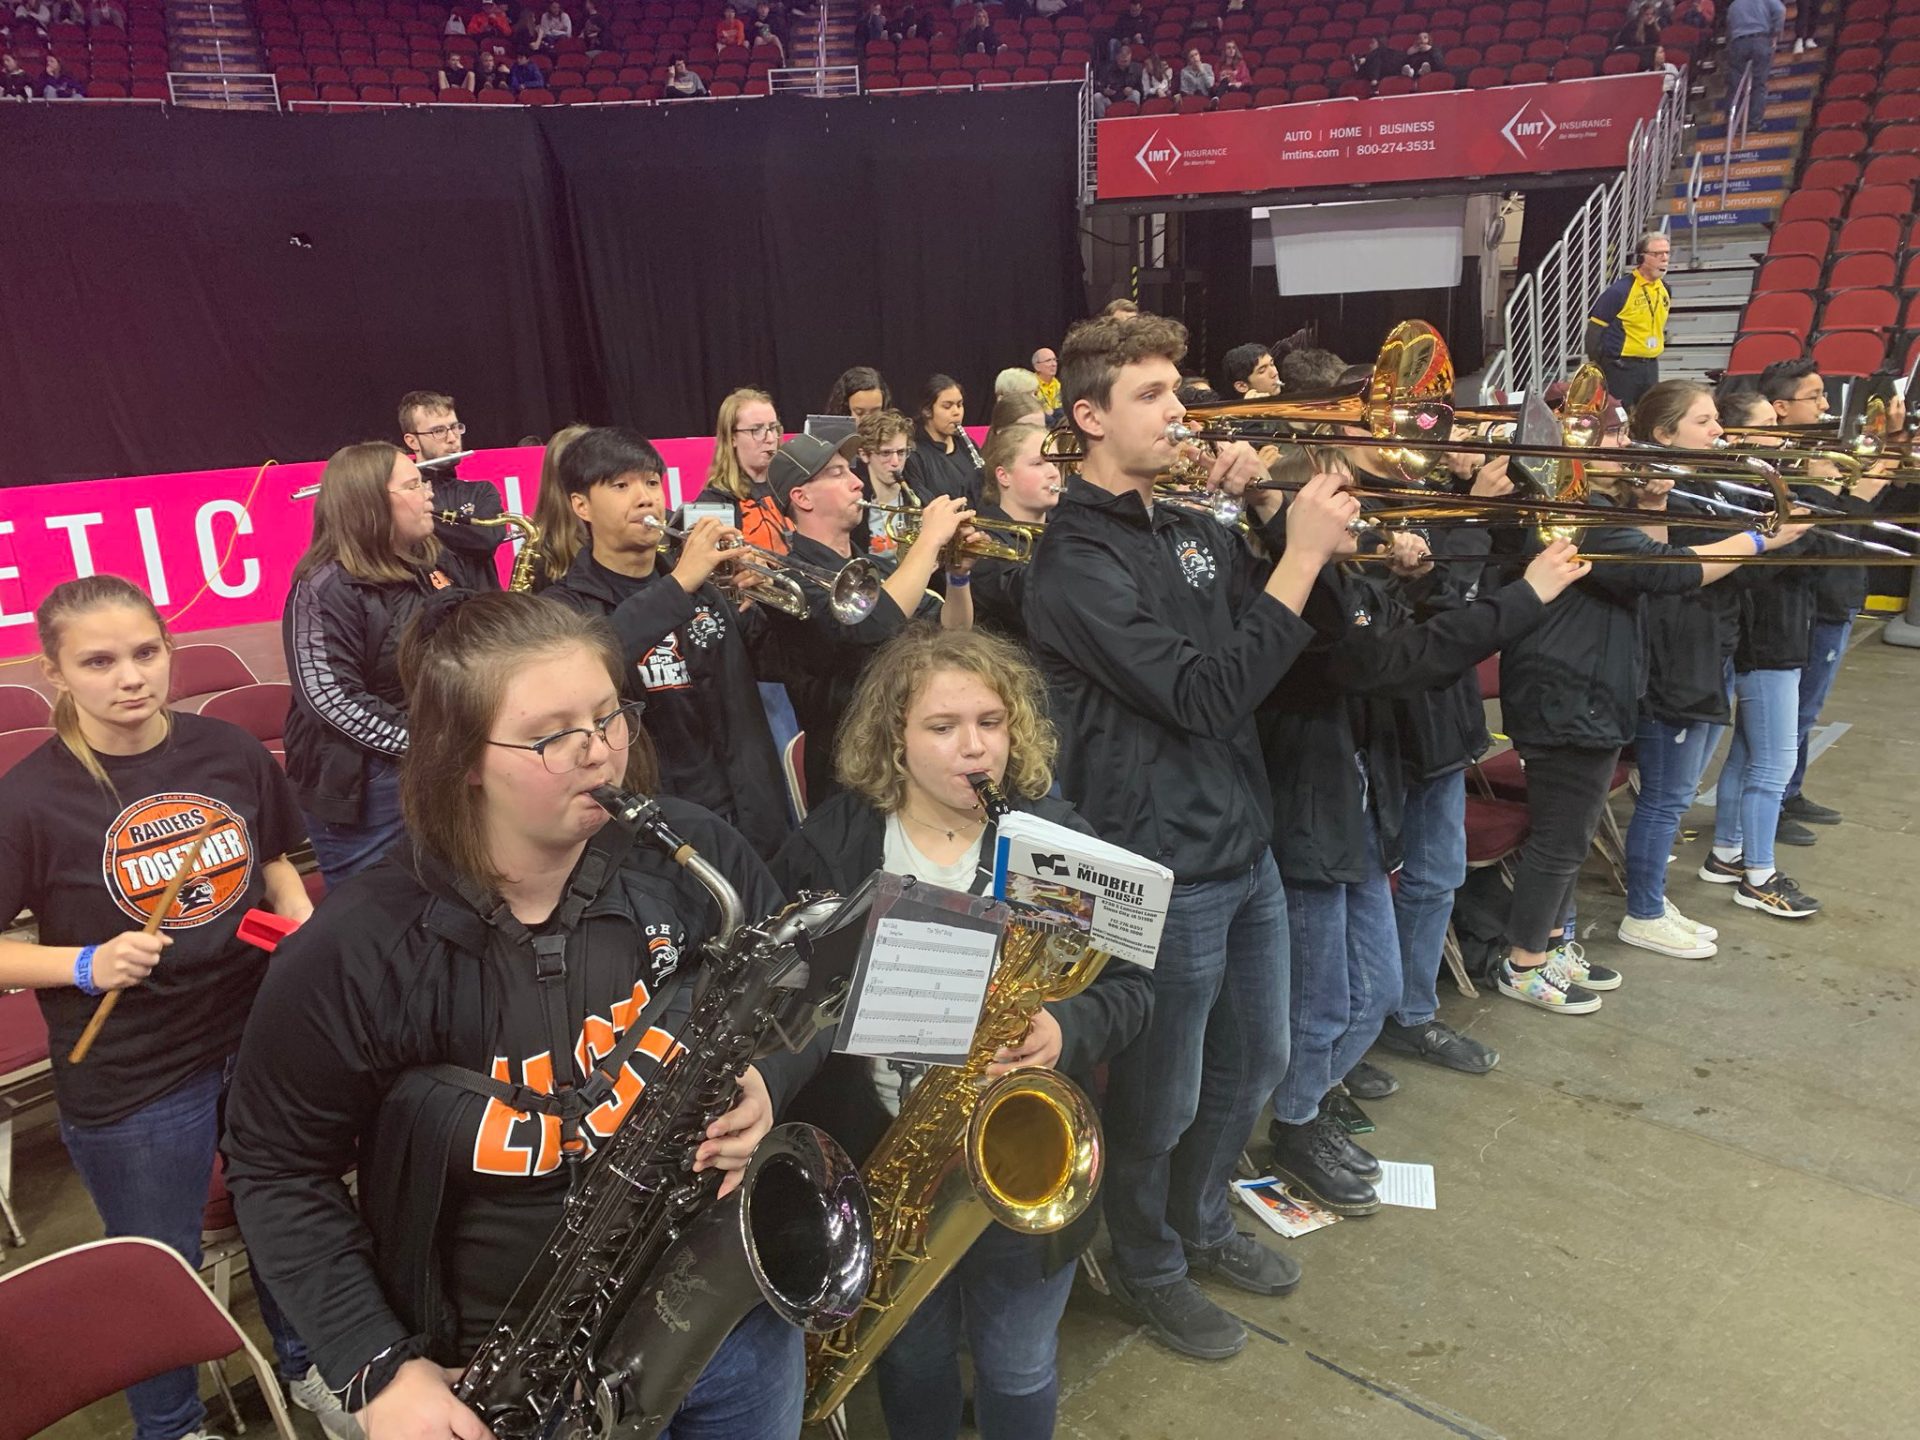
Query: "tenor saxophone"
803 775 1109 1423
435 508 542 592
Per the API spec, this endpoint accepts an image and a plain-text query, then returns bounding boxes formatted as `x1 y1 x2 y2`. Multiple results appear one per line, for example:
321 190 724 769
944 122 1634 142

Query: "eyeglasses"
389 479 429 495
487 700 645 774
874 446 911 460
412 421 467 441
733 422 782 441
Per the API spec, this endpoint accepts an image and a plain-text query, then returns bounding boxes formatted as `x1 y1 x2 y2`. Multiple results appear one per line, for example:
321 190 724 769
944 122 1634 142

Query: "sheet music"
835 914 999 1066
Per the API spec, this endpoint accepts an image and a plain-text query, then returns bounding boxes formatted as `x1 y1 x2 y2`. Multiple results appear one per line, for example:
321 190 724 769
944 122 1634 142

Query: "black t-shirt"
0 713 306 1125
586 557 737 823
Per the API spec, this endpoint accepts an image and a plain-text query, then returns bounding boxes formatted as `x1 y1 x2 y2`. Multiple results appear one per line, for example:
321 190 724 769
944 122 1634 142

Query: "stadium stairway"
166 0 277 107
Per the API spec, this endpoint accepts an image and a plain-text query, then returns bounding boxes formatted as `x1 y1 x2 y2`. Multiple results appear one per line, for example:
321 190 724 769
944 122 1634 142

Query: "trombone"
640 517 882 623
860 497 1044 564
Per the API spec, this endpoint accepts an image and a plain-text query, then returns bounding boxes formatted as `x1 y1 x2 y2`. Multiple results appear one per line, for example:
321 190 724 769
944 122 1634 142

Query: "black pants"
1600 355 1659 407
1507 743 1623 953
1795 0 1819 43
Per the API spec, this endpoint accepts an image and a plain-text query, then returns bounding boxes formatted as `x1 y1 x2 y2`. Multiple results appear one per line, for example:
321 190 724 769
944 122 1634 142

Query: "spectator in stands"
467 0 510 38
1280 347 1347 392
1179 47 1213 95
1032 0 1069 18
1093 42 1142 116
87 0 124 24
442 2 465 34
13 0 50 31
477 47 510 87
1727 0 1784 126
962 5 1000 55
1791 0 1816 53
0 53 30 97
534 0 571 49
1032 346 1062 424
1103 0 1147 59
996 366 1041 400
750 1 787 59
716 3 745 47
1401 31 1438 76
1612 1 1659 63
1584 231 1670 406
1140 51 1173 98
438 48 476 91
52 0 82 23
580 0 603 47
890 2 924 40
508 50 545 91
665 55 707 95
1214 38 1251 94
1221 343 1280 399
1352 36 1398 85
41 53 81 97
858 0 886 45
827 365 892 422
511 4 542 53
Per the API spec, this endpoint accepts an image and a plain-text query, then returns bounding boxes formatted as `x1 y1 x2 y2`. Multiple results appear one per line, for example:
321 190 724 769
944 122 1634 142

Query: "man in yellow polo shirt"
1584 232 1671 405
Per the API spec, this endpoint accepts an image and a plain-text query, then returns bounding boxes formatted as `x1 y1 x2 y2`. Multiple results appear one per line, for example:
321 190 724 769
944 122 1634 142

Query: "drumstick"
68 825 213 1065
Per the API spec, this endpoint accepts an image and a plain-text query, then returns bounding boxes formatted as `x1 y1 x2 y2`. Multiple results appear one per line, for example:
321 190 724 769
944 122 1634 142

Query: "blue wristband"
74 944 102 996
945 572 972 587
1746 530 1765 554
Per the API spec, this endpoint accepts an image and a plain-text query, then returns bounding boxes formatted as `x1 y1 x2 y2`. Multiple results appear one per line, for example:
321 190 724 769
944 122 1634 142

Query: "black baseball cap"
768 432 862 510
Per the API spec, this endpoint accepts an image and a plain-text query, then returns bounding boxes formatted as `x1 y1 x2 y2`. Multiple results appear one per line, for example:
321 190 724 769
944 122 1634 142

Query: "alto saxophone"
457 785 874 1440
436 508 542 592
803 774 1110 1423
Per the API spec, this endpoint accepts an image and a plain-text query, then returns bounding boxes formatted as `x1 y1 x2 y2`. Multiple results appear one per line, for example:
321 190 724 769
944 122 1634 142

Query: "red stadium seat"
1767 220 1833 261
1742 292 1816 337
1778 189 1843 225
1553 56 1595 79
1485 41 1523 64
1815 98 1871 130
86 79 128 96
1177 92 1210 111
477 87 513 102
1820 289 1899 330
1417 69 1456 89
1809 128 1868 160
433 85 474 101
1835 47 1883 74
1864 153 1920 188
358 83 395 100
1138 96 1174 113
1217 90 1254 108
1801 158 1864 191
1601 51 1643 73
397 83 434 103
1467 64 1506 86
1508 60 1549 82
1376 73 1414 94
1293 81 1331 100
1836 215 1901 255
1824 72 1875 100
1812 331 1889 377
1753 256 1821 294
0 686 51 731
1830 252 1898 290
1726 332 1805 375
1850 185 1913 220
1101 99 1139 116
1871 92 1920 126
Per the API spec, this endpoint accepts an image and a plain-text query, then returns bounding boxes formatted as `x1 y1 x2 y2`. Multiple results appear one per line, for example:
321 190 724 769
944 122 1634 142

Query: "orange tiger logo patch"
100 792 253 929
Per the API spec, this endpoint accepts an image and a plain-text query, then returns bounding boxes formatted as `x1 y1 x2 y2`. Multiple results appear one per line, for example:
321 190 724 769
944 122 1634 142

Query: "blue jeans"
1102 852 1291 1288
875 1225 1077 1440
303 755 403 887
1624 715 1719 920
1788 618 1852 798
660 1303 803 1440
1728 31 1774 129
1713 667 1802 872
1273 829 1401 1125
59 1060 310 1440
1391 771 1467 1028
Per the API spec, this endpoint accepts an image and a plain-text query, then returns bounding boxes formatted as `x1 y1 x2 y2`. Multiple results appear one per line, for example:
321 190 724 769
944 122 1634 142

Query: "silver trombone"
641 517 882 623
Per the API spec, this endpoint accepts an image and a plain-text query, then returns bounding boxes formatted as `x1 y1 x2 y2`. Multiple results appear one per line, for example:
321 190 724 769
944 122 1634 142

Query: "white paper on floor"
1374 1161 1437 1210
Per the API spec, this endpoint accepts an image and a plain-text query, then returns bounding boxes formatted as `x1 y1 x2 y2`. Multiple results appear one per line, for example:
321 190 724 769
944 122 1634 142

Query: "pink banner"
0 439 722 661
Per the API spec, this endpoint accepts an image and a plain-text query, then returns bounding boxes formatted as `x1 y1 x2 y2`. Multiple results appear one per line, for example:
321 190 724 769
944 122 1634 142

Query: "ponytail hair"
35 574 173 792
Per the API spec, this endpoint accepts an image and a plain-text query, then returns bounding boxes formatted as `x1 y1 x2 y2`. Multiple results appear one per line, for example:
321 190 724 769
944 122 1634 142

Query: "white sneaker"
1792 37 1805 52
1663 897 1718 942
1619 911 1718 959
1806 36 1819 48
288 1367 363 1440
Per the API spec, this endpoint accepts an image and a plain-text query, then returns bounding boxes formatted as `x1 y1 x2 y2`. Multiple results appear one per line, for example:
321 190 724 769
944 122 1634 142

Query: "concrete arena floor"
8 625 1917 1440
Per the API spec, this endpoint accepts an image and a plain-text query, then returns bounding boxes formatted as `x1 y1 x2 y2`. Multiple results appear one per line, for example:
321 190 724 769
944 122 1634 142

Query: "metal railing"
1076 67 1094 206
1720 64 1753 205
1485 67 1688 398
167 70 279 107
767 64 861 96
1684 146 1706 266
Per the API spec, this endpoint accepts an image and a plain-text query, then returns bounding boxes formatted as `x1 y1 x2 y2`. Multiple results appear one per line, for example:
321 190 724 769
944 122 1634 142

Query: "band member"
686 387 790 553
547 426 790 858
757 433 976 804
771 627 1152 1440
399 389 507 591
1495 418 1811 1013
855 408 917 555
969 423 1061 643
225 594 821 1440
825 365 892 422
1257 446 1587 1215
0 576 346 1440
1022 311 1359 1361
284 441 460 885
527 422 591 591
903 374 983 504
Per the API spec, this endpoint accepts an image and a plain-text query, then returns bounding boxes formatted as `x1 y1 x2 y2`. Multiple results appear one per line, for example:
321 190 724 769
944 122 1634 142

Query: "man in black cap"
759 433 977 801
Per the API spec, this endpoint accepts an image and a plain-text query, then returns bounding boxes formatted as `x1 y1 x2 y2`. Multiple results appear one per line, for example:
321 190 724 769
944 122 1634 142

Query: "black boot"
1311 1111 1382 1183
1266 1119 1381 1216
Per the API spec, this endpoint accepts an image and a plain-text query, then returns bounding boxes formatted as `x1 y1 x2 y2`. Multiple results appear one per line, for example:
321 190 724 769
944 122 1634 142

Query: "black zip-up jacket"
282 561 452 824
547 550 789 858
1261 562 1546 885
428 465 506 593
1023 476 1313 881
1733 558 1816 672
1793 482 1879 624
967 500 1031 645
902 427 982 505
1386 523 1501 781
768 787 1152 1273
1642 490 1739 727
1497 508 1705 749
223 801 815 1393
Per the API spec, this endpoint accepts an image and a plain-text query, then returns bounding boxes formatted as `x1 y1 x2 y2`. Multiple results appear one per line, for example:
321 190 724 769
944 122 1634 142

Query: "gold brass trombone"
860 498 1043 564
640 517 883 623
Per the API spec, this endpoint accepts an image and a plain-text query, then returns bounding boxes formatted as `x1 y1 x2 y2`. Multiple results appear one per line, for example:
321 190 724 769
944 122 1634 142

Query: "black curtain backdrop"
0 91 1082 486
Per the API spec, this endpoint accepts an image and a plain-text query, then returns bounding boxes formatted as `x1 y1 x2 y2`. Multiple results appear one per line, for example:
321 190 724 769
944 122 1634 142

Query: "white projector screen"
1261 196 1467 296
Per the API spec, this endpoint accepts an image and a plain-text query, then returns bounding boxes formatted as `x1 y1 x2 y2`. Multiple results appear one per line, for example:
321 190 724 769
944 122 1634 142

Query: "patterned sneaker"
1497 954 1603 1014
1550 940 1620 992
288 1367 363 1440
1618 911 1717 959
1698 852 1745 885
1736 872 1822 919
1664 897 1718 942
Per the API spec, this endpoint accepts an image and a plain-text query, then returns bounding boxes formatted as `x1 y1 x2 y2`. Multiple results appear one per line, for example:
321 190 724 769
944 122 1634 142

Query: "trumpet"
641 517 882 623
860 500 1043 563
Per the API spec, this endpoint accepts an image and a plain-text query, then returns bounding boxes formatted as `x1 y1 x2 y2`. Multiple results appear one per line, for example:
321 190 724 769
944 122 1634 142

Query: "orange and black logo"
100 792 254 929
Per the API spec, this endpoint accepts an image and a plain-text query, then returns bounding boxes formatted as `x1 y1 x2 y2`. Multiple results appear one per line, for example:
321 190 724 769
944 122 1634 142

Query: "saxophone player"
283 442 466 887
771 627 1152 1440
229 594 826 1440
